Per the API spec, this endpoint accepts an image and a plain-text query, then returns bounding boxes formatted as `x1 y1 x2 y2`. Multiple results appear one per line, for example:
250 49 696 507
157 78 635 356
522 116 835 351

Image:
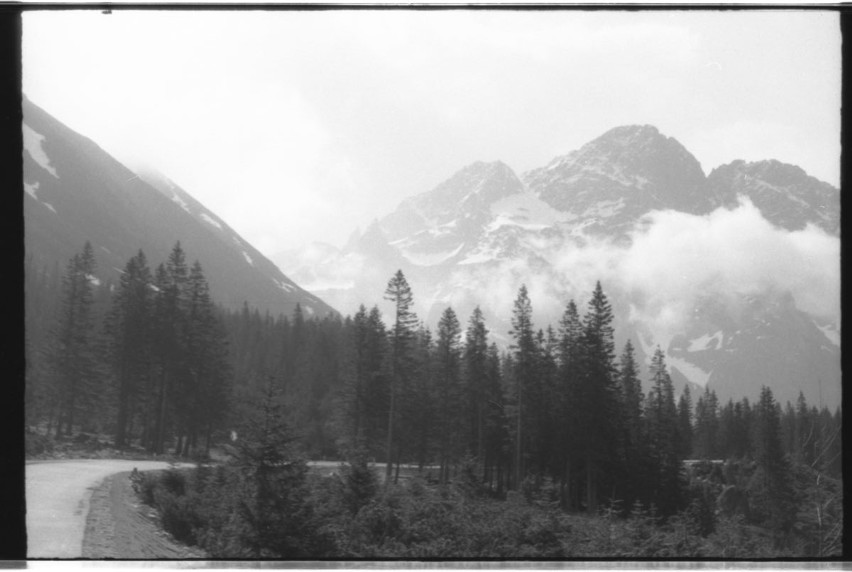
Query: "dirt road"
26 459 183 558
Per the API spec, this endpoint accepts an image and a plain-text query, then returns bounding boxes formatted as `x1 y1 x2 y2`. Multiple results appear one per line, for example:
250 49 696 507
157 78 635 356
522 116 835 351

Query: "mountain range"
21 95 839 407
23 96 335 318
275 125 840 407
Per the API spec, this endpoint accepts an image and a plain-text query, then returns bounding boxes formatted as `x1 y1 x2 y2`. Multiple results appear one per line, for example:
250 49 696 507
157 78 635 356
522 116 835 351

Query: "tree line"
26 250 841 521
26 242 230 456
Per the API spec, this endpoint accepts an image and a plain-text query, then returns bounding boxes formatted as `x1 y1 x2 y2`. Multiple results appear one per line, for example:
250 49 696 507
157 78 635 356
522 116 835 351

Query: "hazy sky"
23 9 841 258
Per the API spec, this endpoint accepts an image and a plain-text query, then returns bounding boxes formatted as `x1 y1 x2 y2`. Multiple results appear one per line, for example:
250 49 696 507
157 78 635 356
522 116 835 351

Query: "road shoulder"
82 470 208 559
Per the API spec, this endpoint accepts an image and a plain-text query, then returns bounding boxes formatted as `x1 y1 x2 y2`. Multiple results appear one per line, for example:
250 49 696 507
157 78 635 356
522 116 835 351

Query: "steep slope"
524 125 713 237
379 161 526 266
22 96 335 318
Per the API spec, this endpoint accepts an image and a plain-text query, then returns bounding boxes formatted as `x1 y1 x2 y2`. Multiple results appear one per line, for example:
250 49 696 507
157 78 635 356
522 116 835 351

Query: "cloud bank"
442 200 839 342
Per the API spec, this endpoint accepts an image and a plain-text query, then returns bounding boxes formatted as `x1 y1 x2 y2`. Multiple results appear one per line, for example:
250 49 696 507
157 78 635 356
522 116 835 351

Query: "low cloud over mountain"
276 125 839 407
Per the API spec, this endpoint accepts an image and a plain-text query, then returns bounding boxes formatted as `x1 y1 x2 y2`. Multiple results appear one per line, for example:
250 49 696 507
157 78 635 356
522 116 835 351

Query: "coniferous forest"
25 242 843 558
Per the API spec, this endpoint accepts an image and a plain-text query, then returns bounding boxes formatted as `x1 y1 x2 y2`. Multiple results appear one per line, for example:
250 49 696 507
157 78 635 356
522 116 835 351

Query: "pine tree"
509 284 535 489
644 347 682 515
556 300 583 510
51 242 100 437
383 270 418 485
693 387 719 459
179 260 231 456
435 306 463 484
616 340 646 509
233 378 314 557
749 386 796 533
676 384 693 460
463 306 490 473
149 242 190 453
576 282 620 512
104 250 153 448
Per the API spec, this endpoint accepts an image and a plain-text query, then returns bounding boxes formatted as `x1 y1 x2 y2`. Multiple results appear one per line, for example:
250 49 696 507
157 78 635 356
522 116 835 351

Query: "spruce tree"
435 306 463 484
383 270 418 485
750 386 796 533
644 347 682 514
693 387 719 459
463 306 490 472
234 378 314 557
676 385 693 460
509 284 535 489
51 242 99 437
576 282 620 512
556 300 583 510
617 340 646 509
180 260 231 456
104 250 153 448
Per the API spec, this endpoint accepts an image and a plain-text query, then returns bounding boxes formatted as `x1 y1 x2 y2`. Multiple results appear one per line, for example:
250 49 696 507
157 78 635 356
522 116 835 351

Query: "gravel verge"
82 470 208 559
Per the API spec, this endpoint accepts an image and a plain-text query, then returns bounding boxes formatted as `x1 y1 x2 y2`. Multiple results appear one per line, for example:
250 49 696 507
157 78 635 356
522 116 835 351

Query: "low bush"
135 463 818 558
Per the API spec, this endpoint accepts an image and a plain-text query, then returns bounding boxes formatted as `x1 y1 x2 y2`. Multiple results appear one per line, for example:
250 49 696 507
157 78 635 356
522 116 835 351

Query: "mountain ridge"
275 123 840 407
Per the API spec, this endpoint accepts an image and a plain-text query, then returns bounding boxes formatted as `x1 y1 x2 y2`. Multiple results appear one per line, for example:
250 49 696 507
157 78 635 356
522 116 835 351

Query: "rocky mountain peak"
379 160 523 244
413 160 522 212
524 124 711 233
707 159 839 234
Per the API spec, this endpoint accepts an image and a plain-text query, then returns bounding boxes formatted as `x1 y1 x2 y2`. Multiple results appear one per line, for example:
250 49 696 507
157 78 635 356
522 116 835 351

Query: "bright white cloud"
432 201 840 343
617 201 840 335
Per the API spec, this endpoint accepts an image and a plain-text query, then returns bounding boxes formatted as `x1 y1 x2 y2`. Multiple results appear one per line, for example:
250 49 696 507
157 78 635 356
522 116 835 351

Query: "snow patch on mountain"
488 191 570 230
23 124 59 178
274 278 295 293
459 248 499 265
169 191 191 214
816 322 840 347
688 330 724 352
668 358 711 388
25 180 39 200
200 213 222 229
242 251 254 266
402 243 464 266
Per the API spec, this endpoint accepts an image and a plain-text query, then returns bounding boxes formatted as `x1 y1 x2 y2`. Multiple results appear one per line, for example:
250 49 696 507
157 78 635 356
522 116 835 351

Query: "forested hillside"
25 242 842 558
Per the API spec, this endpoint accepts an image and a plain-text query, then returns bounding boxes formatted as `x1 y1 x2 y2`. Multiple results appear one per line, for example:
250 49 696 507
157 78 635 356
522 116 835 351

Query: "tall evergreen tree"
104 250 153 448
463 306 490 472
750 386 796 534
178 260 231 456
644 347 682 514
383 270 418 485
149 243 190 453
693 387 719 459
616 340 646 509
509 284 535 489
676 384 693 460
435 306 463 484
556 300 583 510
51 242 100 437
576 282 620 512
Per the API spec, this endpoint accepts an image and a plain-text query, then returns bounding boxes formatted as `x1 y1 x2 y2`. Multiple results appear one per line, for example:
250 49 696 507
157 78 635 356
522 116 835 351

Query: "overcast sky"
23 9 841 259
